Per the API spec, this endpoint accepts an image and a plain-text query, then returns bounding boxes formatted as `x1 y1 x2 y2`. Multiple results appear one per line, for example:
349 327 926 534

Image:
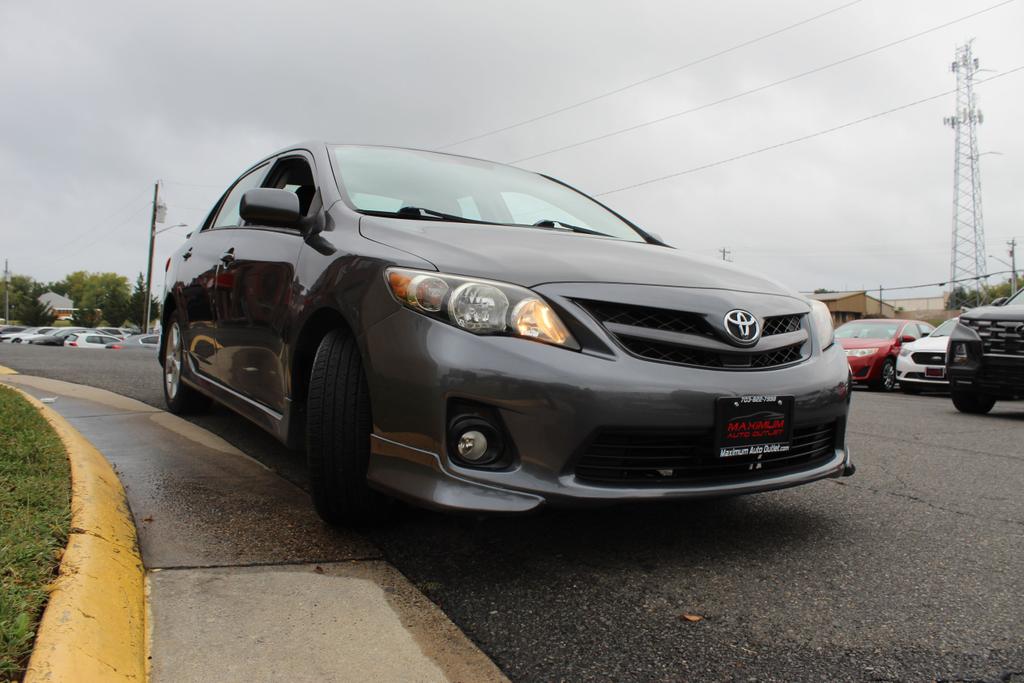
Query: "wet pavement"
2 344 1023 682
2 373 504 683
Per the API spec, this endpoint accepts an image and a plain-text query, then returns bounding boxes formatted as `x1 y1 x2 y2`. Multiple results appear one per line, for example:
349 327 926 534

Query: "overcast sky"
2 0 1022 299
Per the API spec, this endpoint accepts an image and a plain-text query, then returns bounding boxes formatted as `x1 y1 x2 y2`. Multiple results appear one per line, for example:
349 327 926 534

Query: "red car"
835 318 935 391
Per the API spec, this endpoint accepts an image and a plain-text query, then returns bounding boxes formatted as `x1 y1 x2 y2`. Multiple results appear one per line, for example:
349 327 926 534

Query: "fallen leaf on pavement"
679 613 704 623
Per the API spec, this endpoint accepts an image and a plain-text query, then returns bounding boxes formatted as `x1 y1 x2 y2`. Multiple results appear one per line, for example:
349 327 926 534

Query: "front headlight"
808 299 835 351
899 347 913 357
845 347 879 357
386 267 579 349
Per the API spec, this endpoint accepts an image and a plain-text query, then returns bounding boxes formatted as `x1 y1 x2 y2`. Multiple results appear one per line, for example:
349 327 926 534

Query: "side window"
919 323 934 336
262 156 318 218
143 336 159 344
212 164 269 229
902 323 919 340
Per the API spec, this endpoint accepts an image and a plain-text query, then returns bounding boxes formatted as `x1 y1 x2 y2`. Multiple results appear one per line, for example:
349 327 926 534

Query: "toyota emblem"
723 309 760 345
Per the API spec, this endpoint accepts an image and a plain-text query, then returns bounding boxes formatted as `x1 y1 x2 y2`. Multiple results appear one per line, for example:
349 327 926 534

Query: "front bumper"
360 302 853 514
896 355 949 387
846 353 885 382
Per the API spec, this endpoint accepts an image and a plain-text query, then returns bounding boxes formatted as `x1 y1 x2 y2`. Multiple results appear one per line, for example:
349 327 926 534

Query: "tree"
128 273 160 330
16 297 55 326
0 274 44 323
55 271 130 326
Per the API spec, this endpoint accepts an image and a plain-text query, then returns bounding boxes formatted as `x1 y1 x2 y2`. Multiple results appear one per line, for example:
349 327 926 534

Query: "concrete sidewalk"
3 374 506 683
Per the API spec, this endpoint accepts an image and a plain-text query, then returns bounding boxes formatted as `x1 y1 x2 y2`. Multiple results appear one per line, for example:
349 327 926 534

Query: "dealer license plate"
715 395 794 459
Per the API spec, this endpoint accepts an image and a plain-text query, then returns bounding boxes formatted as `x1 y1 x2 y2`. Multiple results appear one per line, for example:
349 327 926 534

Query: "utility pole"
719 247 732 262
3 259 9 324
144 181 165 333
944 41 987 308
878 285 884 317
1009 238 1018 296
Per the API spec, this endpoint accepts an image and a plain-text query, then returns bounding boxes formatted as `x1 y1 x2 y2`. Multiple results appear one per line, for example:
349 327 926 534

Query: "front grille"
577 300 808 370
961 318 1024 357
577 301 713 337
911 351 946 365
574 422 837 485
762 314 803 336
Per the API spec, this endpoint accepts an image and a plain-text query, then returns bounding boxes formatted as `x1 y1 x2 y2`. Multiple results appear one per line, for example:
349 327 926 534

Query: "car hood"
961 304 1024 322
837 338 892 349
359 217 800 297
903 335 949 353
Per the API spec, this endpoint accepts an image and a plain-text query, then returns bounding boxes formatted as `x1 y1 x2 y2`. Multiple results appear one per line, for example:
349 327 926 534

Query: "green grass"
0 386 70 681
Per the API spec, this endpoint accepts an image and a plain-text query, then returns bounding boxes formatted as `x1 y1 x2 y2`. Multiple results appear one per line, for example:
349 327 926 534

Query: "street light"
144 221 189 333
155 222 187 235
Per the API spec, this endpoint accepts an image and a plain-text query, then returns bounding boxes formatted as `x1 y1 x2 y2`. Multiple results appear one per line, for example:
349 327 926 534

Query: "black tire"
872 358 897 392
900 382 922 395
951 390 996 414
162 312 212 414
306 329 388 527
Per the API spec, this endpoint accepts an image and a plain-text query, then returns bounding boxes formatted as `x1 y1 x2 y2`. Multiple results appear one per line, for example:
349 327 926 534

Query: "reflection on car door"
212 154 313 414
179 163 269 377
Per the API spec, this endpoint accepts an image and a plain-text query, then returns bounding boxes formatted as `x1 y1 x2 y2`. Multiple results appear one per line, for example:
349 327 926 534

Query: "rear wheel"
872 358 897 392
951 390 996 414
306 329 389 527
162 313 211 414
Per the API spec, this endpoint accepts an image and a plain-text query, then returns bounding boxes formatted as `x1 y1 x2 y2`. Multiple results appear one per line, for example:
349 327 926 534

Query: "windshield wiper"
390 206 495 224
532 219 614 238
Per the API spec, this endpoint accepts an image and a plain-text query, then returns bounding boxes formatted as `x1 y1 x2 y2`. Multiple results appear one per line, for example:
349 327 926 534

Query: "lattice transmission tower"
944 41 987 307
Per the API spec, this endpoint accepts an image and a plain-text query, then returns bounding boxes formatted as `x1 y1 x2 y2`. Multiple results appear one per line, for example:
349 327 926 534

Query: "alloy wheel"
165 323 181 400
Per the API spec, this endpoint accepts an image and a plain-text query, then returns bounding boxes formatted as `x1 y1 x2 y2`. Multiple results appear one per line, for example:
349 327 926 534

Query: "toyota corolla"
160 143 854 526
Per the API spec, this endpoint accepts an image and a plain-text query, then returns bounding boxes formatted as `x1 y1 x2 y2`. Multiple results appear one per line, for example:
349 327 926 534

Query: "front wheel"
872 358 897 392
951 389 996 414
306 329 389 527
162 313 211 414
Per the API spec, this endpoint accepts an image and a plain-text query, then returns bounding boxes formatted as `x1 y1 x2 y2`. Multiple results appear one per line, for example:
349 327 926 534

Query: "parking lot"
1 342 1022 682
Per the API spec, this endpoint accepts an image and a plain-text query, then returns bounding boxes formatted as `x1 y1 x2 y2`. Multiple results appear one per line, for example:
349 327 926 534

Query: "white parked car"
896 317 958 394
64 332 122 348
5 326 59 343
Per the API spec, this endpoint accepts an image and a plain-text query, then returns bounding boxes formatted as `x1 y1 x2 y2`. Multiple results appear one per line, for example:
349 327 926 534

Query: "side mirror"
991 297 1008 306
240 188 301 228
900 335 916 344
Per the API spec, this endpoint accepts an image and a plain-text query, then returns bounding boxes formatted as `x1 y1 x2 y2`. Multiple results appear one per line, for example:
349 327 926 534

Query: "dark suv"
160 143 854 525
947 290 1024 413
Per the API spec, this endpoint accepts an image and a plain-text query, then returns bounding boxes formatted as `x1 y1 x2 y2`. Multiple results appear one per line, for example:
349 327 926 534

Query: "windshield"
332 146 646 242
1005 288 1024 306
835 320 900 339
928 318 957 338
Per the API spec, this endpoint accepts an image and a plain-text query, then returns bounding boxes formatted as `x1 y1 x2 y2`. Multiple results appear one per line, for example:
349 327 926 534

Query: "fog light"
952 342 968 364
448 415 505 467
457 430 489 461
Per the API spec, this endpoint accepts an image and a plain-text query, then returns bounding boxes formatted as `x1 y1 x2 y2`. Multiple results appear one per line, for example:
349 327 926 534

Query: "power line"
809 269 1016 295
435 0 867 151
595 65 1024 197
510 0 1017 165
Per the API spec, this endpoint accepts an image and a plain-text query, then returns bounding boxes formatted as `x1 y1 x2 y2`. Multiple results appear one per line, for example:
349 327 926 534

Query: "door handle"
220 249 236 265
182 247 193 261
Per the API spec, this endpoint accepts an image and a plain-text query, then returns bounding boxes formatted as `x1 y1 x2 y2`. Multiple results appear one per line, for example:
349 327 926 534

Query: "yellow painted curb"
10 387 147 682
0 364 18 375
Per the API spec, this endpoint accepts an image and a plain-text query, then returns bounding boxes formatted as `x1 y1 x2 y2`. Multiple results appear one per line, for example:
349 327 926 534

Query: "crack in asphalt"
848 429 1024 465
150 556 385 571
832 479 1024 529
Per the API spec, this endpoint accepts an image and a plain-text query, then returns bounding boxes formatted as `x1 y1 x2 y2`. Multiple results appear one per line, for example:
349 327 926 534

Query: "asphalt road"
2 343 1022 682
